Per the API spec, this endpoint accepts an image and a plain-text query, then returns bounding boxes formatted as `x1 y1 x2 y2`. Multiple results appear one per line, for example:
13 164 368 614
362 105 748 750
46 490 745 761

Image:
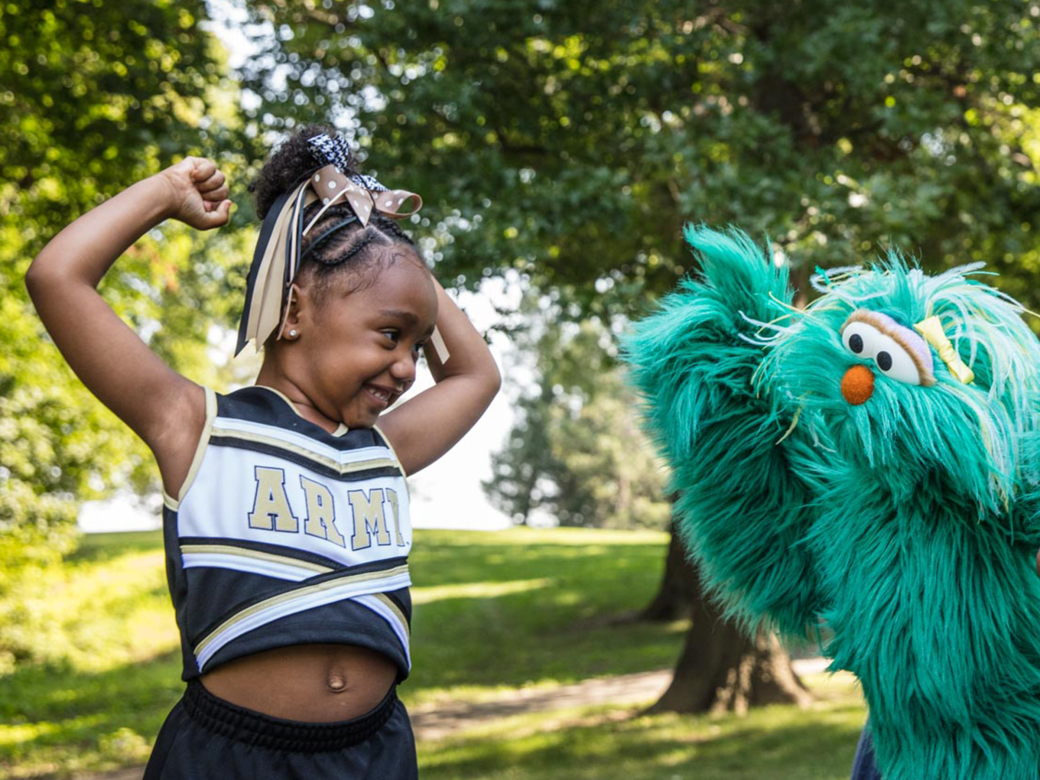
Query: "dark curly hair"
248 124 426 306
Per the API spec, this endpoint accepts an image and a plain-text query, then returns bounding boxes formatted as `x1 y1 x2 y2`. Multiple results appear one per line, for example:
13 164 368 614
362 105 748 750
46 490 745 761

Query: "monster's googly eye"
871 339 924 385
841 310 936 387
841 322 873 357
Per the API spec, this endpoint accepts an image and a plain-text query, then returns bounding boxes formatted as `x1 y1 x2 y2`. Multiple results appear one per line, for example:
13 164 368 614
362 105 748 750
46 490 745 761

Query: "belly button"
327 672 348 693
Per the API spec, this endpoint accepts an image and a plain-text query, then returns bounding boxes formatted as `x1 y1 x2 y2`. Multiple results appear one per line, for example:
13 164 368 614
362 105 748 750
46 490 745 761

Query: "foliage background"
239 0 1040 530
3 1 1040 772
0 0 261 667
243 0 1040 304
7 0 1040 660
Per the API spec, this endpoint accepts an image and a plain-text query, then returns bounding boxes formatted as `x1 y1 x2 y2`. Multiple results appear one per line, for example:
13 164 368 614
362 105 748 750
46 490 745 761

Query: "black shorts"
143 680 418 779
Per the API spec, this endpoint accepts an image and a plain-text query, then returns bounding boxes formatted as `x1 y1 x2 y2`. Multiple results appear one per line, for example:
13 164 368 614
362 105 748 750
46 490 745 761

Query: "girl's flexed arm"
25 158 231 494
378 278 501 475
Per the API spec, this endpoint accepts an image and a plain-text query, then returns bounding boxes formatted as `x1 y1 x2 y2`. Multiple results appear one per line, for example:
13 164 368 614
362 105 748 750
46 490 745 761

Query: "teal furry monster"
624 226 1040 780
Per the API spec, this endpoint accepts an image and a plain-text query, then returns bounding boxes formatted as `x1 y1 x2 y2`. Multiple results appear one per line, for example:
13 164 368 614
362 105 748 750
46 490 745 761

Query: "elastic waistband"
183 680 398 753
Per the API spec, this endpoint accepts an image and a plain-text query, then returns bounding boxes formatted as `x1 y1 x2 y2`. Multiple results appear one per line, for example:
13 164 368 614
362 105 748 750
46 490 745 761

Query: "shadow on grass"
406 530 683 693
412 538 667 590
420 705 865 780
409 585 685 693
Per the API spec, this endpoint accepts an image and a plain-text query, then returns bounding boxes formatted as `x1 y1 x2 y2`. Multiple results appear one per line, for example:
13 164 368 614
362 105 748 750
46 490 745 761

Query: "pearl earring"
289 329 298 338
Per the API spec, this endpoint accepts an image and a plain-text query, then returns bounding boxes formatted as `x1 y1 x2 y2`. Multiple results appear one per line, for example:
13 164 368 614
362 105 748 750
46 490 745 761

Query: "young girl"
26 126 501 777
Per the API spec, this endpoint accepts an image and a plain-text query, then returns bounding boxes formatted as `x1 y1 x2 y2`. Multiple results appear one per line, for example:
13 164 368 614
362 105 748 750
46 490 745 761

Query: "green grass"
0 532 182 777
0 527 867 779
419 679 865 780
407 528 688 704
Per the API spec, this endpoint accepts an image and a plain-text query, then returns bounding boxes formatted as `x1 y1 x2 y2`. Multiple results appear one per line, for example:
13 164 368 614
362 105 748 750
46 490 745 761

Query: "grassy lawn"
0 527 866 779
419 677 865 780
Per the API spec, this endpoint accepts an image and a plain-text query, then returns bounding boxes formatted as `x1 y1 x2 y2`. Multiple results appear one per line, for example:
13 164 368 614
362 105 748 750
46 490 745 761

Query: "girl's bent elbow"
24 258 49 301
485 360 502 396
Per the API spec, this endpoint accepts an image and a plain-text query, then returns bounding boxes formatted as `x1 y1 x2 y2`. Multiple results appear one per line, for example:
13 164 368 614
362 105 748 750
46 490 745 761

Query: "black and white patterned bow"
304 133 419 227
307 133 353 173
308 134 388 192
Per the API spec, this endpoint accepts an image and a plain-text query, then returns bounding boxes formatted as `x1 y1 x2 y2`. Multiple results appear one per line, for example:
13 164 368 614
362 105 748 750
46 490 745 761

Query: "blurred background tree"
240 0 1040 307
0 0 258 666
484 305 670 530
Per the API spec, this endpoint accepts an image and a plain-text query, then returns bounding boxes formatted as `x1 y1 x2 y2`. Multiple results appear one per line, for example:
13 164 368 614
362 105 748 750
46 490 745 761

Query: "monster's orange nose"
841 364 875 405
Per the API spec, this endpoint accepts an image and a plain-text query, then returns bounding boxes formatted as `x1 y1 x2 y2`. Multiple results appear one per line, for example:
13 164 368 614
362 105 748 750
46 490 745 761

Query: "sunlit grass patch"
3 531 176 675
419 683 866 780
0 531 181 778
407 528 682 701
412 577 554 605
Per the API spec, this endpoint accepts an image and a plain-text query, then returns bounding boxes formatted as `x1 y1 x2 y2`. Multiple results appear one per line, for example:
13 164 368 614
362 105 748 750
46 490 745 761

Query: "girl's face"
295 254 438 429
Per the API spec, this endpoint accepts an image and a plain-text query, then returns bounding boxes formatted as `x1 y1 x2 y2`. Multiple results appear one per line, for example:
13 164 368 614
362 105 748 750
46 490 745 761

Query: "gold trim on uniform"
370 592 411 640
211 423 399 477
179 544 335 575
373 425 409 480
162 491 179 511
193 563 410 660
169 387 218 509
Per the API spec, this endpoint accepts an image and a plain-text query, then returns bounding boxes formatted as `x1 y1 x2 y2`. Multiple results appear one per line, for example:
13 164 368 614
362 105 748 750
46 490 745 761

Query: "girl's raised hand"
159 156 232 230
27 156 227 498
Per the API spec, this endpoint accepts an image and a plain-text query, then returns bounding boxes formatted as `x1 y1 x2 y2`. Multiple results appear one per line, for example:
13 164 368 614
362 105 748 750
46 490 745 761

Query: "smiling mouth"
365 385 396 406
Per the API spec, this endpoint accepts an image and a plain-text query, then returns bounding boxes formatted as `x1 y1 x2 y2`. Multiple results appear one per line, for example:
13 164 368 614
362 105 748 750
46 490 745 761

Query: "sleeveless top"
161 385 412 682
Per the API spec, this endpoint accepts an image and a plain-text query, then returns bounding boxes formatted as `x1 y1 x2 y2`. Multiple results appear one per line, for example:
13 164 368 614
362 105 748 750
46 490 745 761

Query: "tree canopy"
239 0 1040 544
0 0 257 663
242 0 1040 314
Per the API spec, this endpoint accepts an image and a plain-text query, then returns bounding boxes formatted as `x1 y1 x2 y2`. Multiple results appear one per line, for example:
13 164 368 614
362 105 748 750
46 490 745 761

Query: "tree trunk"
645 525 814 714
639 520 696 621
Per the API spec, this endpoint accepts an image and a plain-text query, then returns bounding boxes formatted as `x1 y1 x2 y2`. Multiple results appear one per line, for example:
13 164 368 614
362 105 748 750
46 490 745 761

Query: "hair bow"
304 134 422 230
914 316 975 384
235 134 423 356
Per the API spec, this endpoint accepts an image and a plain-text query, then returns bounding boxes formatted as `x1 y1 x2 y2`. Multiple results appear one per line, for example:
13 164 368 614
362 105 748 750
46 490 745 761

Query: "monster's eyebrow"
841 309 877 330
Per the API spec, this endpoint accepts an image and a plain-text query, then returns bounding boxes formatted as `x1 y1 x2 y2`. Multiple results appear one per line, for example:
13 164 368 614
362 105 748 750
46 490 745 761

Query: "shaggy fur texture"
624 226 1040 780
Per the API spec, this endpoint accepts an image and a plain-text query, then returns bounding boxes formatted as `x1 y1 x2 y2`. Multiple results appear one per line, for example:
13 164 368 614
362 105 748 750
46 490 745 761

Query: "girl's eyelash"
382 330 425 355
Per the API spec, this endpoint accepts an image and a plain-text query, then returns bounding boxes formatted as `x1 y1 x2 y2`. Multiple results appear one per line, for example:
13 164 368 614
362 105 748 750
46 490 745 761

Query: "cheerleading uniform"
143 385 417 779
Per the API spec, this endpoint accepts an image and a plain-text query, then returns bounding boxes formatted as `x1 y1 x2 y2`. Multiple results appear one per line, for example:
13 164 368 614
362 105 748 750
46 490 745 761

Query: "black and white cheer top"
161 386 412 681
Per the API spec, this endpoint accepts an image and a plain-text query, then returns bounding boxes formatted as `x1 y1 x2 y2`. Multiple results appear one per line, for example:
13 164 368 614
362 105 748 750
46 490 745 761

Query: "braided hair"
249 124 427 305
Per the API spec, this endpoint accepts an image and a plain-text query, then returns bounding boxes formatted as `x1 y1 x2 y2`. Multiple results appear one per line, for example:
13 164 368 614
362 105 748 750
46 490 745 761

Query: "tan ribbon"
244 180 309 354
913 316 975 384
429 326 451 364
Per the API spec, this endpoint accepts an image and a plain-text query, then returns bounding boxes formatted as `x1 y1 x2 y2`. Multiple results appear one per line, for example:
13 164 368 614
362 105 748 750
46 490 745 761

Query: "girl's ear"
276 283 305 341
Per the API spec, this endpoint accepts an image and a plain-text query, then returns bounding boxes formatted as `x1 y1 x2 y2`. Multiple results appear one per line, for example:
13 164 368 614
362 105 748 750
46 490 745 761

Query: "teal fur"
624 225 1040 780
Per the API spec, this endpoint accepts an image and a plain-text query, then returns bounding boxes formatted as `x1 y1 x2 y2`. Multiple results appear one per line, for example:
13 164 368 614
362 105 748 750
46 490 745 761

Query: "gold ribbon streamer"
913 316 975 384
244 180 309 355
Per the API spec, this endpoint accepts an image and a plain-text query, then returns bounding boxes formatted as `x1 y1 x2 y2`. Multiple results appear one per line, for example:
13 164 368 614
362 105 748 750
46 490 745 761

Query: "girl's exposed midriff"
201 643 398 722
